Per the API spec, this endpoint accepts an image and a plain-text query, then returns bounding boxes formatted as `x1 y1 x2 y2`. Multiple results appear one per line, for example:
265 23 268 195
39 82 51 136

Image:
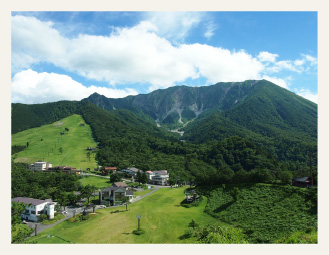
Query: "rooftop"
12 197 53 206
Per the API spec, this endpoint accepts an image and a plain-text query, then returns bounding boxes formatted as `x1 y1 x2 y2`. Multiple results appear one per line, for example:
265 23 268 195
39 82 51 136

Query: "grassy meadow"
79 175 112 189
12 114 97 170
26 187 221 244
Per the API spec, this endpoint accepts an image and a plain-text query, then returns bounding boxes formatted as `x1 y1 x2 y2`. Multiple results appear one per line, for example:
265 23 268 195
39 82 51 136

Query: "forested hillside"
11 79 317 184
11 101 79 133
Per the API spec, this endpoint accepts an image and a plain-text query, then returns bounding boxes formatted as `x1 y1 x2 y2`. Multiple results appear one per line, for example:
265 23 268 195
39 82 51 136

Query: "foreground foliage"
200 183 317 243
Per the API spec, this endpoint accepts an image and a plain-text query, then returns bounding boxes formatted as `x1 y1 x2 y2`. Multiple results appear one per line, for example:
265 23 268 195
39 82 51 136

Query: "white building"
146 171 155 181
12 197 56 222
29 161 52 171
152 170 169 186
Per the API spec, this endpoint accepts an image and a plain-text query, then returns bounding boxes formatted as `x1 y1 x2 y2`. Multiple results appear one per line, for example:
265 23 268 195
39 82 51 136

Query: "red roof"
104 167 117 170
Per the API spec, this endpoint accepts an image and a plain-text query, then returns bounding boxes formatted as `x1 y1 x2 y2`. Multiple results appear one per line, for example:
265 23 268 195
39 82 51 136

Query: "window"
31 210 36 215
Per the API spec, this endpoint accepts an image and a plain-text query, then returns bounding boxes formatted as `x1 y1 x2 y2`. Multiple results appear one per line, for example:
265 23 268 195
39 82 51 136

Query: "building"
11 197 57 222
99 186 134 206
112 182 129 189
152 170 169 186
46 166 81 175
292 177 312 188
146 171 155 181
119 167 140 176
102 167 117 175
28 161 52 171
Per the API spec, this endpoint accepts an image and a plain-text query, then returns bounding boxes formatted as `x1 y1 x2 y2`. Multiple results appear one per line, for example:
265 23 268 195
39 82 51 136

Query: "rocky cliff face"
84 80 261 128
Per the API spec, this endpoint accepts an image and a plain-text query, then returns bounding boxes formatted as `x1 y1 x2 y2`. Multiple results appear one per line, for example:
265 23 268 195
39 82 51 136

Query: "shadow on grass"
110 210 128 214
214 201 234 213
178 233 192 240
122 232 131 235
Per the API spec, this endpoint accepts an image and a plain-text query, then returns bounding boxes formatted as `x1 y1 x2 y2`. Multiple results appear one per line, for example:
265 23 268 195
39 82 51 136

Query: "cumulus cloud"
257 51 279 62
295 88 317 104
262 75 291 89
11 15 317 104
142 12 204 42
11 69 138 104
11 15 267 90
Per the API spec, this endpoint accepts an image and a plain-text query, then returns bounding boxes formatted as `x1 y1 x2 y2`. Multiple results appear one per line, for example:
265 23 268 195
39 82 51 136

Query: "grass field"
79 175 112 189
12 114 97 170
26 187 221 244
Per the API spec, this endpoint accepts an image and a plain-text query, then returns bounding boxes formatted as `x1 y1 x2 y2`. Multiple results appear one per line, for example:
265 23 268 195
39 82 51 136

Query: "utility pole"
308 151 313 186
35 222 38 236
136 214 142 231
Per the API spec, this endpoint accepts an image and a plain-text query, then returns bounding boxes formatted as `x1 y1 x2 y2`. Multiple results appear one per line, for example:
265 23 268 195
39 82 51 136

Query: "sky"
11 11 318 104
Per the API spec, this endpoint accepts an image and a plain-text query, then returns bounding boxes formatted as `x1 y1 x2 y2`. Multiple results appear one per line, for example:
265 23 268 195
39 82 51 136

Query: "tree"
59 147 63 155
26 142 29 147
86 151 91 161
230 187 240 201
110 173 122 182
121 196 130 211
80 185 95 204
57 192 69 211
68 192 79 206
279 171 293 185
11 202 26 225
188 219 199 232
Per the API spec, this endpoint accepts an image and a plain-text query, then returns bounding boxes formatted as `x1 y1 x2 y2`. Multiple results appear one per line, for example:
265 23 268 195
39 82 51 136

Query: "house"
46 166 81 175
28 161 52 171
119 167 140 176
103 167 117 174
11 197 57 222
146 171 155 181
292 177 312 188
99 186 134 206
112 182 129 188
152 170 169 186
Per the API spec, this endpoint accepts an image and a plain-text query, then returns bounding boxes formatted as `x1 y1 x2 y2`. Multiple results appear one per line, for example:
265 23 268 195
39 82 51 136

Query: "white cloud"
257 51 279 62
142 12 204 42
262 75 290 89
12 15 266 91
11 15 317 102
295 88 317 104
204 21 216 39
11 69 138 104
179 45 264 84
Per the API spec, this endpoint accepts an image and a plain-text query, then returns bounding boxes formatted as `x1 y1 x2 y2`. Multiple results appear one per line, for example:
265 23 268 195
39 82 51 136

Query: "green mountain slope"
11 101 80 134
11 114 97 169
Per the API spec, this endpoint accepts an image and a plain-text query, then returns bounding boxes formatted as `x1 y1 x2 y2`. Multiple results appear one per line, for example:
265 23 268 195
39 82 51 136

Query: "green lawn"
79 176 112 189
26 187 221 244
12 114 97 170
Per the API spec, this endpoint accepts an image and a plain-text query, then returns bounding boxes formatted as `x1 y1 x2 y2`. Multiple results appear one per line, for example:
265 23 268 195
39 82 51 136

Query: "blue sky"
11 11 318 104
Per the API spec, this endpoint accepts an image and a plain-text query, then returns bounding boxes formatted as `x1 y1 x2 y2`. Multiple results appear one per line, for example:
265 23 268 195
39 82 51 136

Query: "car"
98 205 106 208
61 211 68 214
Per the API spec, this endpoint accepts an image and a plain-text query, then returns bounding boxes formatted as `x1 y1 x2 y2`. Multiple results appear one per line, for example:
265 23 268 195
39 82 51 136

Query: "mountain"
83 80 317 133
11 79 317 183
83 80 262 128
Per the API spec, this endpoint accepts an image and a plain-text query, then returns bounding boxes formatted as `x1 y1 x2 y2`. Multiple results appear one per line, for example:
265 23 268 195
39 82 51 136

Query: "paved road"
28 184 171 237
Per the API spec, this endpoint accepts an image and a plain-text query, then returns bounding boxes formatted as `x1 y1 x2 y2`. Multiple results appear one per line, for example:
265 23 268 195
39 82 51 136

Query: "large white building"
151 170 169 186
28 161 52 171
12 197 56 222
